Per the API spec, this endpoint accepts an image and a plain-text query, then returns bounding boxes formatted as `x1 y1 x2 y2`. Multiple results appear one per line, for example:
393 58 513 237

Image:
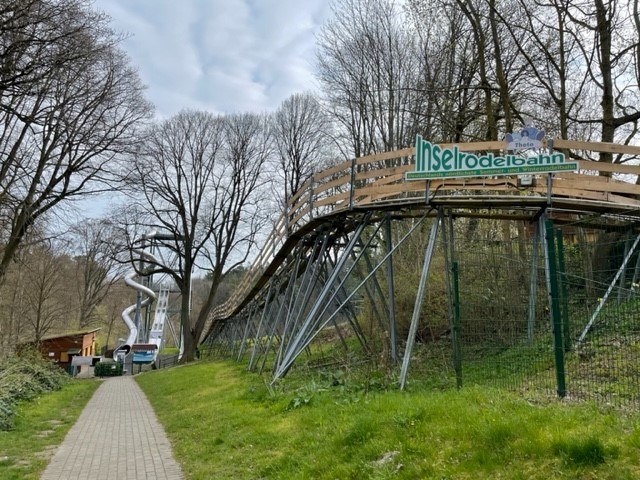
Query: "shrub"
0 351 69 430
94 361 123 377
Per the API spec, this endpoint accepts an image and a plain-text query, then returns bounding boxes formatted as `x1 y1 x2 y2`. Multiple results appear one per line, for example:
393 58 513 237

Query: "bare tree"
406 0 484 142
488 0 583 139
0 249 26 356
126 111 270 362
566 0 640 162
271 92 330 208
317 0 420 157
21 243 72 344
70 219 123 328
0 0 152 285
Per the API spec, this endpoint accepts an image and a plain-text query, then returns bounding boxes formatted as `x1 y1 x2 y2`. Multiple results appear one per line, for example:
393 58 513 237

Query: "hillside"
136 360 640 480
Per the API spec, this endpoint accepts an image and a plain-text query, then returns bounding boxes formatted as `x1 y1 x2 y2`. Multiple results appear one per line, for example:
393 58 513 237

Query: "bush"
0 351 70 431
94 361 123 377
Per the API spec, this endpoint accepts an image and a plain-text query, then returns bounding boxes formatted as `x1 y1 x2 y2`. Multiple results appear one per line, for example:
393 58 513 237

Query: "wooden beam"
578 159 640 175
313 159 351 182
555 139 640 156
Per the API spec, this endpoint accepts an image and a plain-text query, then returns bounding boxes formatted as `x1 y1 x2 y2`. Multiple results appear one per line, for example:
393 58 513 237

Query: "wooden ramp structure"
203 139 640 388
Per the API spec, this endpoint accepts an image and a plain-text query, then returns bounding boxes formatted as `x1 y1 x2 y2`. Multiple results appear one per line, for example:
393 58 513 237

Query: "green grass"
160 346 180 355
137 360 640 480
0 379 100 480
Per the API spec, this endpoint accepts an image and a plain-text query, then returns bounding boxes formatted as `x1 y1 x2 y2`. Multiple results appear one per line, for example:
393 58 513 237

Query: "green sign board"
406 135 579 180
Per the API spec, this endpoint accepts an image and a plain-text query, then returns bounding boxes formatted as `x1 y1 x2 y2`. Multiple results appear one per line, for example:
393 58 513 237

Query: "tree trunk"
595 0 614 163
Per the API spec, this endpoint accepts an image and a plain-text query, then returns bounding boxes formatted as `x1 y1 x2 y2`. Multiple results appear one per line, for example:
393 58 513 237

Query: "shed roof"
39 328 101 342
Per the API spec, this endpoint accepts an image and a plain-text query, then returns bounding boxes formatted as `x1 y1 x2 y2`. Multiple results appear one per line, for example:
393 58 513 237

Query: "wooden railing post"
309 173 315 220
284 202 290 239
349 157 357 210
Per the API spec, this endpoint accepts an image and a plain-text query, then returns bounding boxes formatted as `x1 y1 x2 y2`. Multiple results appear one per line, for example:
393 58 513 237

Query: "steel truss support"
274 210 438 381
204 209 432 385
359 247 392 333
274 243 309 370
399 209 441 390
204 320 226 356
260 296 286 375
323 255 369 353
236 304 257 361
385 214 398 363
273 213 373 379
248 279 276 371
577 231 640 346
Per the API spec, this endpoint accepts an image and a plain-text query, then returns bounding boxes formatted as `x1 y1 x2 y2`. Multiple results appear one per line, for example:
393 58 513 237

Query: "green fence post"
555 228 571 352
452 261 463 389
545 220 566 398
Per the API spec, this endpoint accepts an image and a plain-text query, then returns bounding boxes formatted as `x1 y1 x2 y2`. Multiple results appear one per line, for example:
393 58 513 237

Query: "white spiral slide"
113 250 157 361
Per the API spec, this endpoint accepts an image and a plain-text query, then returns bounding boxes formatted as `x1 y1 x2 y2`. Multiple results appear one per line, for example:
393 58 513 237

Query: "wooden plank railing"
206 139 640 330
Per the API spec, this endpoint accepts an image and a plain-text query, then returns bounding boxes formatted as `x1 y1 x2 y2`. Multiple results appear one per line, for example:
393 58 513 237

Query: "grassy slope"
0 379 100 480
137 361 640 480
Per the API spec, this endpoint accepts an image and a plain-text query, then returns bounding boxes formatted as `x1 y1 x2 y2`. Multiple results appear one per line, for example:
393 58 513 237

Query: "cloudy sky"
94 0 332 118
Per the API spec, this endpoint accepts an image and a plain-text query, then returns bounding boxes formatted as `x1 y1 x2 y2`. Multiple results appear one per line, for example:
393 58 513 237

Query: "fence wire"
404 217 640 407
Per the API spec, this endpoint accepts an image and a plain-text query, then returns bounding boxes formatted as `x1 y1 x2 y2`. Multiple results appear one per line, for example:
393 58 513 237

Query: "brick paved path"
41 376 183 480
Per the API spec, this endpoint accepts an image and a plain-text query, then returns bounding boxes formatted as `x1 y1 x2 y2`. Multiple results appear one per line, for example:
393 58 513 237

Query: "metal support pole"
629 245 640 300
527 220 540 344
442 211 462 388
628 244 640 300
544 219 566 398
452 261 462 389
400 212 441 390
384 214 398 363
555 228 571 352
540 214 552 326
248 281 275 371
236 305 256 361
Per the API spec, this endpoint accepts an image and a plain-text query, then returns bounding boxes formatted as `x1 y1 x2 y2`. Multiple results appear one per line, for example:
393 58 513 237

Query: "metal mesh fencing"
402 216 640 407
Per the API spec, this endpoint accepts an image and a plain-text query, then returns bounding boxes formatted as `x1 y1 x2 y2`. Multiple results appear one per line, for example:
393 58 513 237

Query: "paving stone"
41 376 184 480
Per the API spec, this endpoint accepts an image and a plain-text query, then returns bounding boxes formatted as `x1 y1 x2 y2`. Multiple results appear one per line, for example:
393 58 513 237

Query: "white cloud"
94 0 331 117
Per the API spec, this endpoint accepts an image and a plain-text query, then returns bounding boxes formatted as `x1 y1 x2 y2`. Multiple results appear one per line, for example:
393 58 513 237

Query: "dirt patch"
35 445 58 460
